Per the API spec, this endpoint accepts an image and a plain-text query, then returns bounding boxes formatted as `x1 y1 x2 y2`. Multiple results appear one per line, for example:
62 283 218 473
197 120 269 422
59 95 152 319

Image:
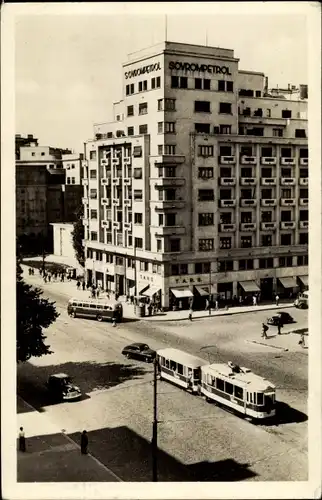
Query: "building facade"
61 152 84 185
82 41 308 309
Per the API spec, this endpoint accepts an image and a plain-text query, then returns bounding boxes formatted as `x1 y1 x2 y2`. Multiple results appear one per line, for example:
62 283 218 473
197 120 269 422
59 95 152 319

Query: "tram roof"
157 348 208 368
202 363 275 391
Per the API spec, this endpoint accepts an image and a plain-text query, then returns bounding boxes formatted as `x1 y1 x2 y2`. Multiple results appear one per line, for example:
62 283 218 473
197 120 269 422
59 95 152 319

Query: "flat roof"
157 348 208 368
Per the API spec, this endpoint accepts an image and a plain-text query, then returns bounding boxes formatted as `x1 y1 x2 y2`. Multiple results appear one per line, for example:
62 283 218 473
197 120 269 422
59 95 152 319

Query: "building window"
195 78 202 89
219 102 232 114
299 148 308 158
157 122 163 134
218 260 234 272
170 239 180 252
89 169 97 179
164 145 176 155
241 212 252 223
199 239 214 251
282 109 292 118
134 213 143 224
220 146 232 156
158 145 163 155
218 80 225 91
261 234 272 246
156 76 161 88
134 237 143 249
198 213 214 226
241 236 252 248
171 76 187 88
273 128 283 137
219 212 232 224
127 126 134 136
139 124 148 135
90 231 97 241
261 211 272 222
281 188 292 199
203 79 210 90
220 125 231 135
281 210 292 222
165 122 175 133
151 78 156 89
71 177 75 184
280 233 292 245
238 259 253 271
299 233 308 244
158 98 176 111
89 150 96 160
133 167 142 179
220 189 232 200
90 189 97 199
133 146 142 157
259 258 273 269
300 210 308 221
295 129 306 138
180 264 188 274
220 237 231 249
90 209 97 219
156 239 162 252
171 76 179 88
134 190 143 201
127 105 134 116
139 103 148 115
67 177 71 184
194 101 211 113
198 167 213 179
300 188 308 198
165 213 176 226
198 189 214 201
195 123 210 134
297 255 308 266
198 145 214 157
171 264 179 275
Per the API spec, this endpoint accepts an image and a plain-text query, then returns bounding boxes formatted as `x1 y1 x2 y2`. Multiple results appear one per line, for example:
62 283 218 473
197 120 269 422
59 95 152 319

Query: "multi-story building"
15 134 38 160
61 152 84 185
82 41 308 309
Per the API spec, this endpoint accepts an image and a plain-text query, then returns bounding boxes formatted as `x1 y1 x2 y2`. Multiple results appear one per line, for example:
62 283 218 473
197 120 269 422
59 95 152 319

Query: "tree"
16 261 59 362
71 204 85 268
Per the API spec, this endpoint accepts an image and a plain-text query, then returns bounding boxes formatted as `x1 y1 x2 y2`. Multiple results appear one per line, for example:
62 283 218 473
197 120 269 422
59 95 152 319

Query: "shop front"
237 280 260 305
169 288 194 310
298 275 308 292
277 276 299 299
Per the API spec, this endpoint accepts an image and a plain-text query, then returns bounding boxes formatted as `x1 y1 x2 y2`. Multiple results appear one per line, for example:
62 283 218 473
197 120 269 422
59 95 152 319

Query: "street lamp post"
152 358 158 481
209 262 212 315
134 244 137 298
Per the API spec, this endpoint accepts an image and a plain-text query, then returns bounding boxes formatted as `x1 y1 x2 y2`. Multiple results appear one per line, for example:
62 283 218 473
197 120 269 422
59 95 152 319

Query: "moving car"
122 343 156 363
294 291 309 309
267 311 295 326
46 373 82 401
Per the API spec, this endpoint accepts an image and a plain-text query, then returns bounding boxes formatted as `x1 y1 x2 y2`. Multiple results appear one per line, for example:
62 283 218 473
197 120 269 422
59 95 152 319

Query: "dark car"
267 311 295 326
122 343 156 363
46 373 82 401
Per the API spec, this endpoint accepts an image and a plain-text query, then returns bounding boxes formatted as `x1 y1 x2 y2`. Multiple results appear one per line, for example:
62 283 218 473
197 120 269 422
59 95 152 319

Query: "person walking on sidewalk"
252 295 257 306
188 308 193 321
299 333 306 348
82 280 85 291
76 280 81 290
277 318 283 335
275 294 279 306
80 430 88 454
262 323 269 339
18 427 26 452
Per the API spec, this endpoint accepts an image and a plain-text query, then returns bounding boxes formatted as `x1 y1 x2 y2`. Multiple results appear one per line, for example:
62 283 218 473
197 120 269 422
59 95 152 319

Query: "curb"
247 340 289 351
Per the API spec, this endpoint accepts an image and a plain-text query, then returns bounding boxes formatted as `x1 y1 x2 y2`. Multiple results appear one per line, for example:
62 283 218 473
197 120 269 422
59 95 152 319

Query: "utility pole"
152 358 158 481
134 244 137 298
209 262 212 315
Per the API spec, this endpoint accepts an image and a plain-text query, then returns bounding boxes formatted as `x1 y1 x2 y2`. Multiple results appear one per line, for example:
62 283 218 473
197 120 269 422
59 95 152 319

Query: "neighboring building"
51 222 75 259
15 134 38 160
82 41 308 309
62 152 84 185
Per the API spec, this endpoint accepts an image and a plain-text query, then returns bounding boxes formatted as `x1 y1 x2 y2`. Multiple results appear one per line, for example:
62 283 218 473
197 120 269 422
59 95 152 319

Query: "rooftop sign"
125 62 161 79
169 61 232 75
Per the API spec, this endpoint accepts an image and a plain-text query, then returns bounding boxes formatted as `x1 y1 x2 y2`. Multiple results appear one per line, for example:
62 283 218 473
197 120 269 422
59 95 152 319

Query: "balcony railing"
240 222 256 231
281 157 296 166
280 221 296 230
112 177 121 186
219 199 236 207
219 177 236 186
219 223 236 232
240 177 256 186
123 177 132 185
299 221 308 229
123 157 132 165
82 178 88 185
154 200 185 211
101 198 111 206
124 199 132 207
101 220 111 229
240 156 257 165
280 198 296 206
280 178 296 186
299 198 309 206
101 177 111 186
82 197 89 204
100 158 111 167
154 226 186 236
261 157 277 165
261 222 277 230
113 199 121 206
153 154 185 165
124 222 132 231
240 199 257 207
113 221 121 230
82 218 89 226
261 199 277 206
153 177 185 187
299 158 308 166
299 178 308 186
261 177 277 186
219 156 236 164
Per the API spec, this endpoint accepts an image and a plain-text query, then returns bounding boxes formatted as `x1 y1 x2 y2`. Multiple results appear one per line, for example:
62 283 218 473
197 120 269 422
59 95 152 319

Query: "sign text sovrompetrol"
125 62 161 79
169 61 232 75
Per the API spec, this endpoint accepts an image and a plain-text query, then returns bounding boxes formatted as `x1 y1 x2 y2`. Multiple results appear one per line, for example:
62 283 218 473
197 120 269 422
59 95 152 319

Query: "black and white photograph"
1 1 321 499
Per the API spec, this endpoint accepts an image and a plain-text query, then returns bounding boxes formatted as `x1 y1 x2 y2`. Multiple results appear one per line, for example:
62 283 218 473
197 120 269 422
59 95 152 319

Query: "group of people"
18 426 90 455
261 322 306 348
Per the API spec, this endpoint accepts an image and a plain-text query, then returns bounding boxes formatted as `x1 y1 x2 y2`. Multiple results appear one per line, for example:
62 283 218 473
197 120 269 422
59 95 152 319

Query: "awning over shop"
239 281 260 293
138 284 149 295
170 288 194 299
278 277 298 288
298 275 308 287
195 285 210 296
141 286 161 297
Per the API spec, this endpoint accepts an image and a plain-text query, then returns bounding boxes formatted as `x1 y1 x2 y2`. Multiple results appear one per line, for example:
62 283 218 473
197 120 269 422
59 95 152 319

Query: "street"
17 275 308 481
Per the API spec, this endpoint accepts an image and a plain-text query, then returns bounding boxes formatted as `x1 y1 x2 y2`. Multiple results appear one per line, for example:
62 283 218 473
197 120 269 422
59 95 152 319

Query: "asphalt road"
17 283 308 482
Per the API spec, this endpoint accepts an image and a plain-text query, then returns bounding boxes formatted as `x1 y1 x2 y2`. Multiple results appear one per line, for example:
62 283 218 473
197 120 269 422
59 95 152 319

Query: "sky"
13 2 313 154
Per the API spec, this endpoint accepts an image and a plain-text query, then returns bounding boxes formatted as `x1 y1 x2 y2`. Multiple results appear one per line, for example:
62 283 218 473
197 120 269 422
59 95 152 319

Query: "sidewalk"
17 396 121 482
21 264 295 322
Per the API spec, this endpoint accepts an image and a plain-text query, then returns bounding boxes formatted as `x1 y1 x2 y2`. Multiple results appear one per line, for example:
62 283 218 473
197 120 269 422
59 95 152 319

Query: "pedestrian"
299 333 306 348
262 323 269 339
215 300 219 311
252 295 257 306
96 288 100 299
82 280 85 291
18 427 26 452
275 294 279 306
187 371 193 392
77 280 80 290
80 430 88 454
277 320 282 335
48 272 51 282
112 316 117 327
188 308 193 321
148 303 152 316
205 299 209 311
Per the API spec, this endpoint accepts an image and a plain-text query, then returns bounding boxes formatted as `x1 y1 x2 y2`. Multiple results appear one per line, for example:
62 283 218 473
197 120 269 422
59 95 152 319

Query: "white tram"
200 362 276 420
156 348 208 393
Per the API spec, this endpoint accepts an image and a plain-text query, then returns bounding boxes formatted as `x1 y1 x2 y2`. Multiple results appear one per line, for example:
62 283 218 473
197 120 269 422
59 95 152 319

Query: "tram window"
225 382 234 395
234 386 244 399
249 393 253 403
253 393 256 404
207 374 212 385
216 378 225 391
257 393 264 405
165 359 170 368
170 360 176 371
160 357 165 366
90 304 97 309
177 363 183 375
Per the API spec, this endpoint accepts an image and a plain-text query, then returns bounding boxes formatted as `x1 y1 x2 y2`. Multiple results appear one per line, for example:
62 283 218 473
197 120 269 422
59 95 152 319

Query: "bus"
200 361 276 420
156 348 208 393
67 298 123 322
294 291 309 309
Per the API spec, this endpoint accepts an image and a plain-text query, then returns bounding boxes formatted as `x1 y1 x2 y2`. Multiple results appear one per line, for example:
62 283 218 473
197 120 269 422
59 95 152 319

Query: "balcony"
82 197 89 204
82 160 89 168
261 222 277 230
240 199 257 207
299 198 309 206
280 221 296 230
101 198 111 206
280 198 296 206
300 158 308 166
101 220 111 229
261 157 277 165
240 177 257 186
124 222 132 231
280 177 296 186
219 156 236 164
261 177 277 186
123 177 132 186
154 226 186 236
281 157 295 166
101 177 111 186
240 222 257 231
113 221 121 230
82 218 89 226
100 158 111 167
299 178 308 186
82 178 88 185
220 177 236 186
124 199 132 208
153 177 185 188
154 200 185 211
153 154 185 165
240 156 257 165
123 157 132 165
113 198 121 206
299 220 308 229
112 157 120 166
112 177 121 186
219 199 236 208
261 199 277 206
219 223 236 232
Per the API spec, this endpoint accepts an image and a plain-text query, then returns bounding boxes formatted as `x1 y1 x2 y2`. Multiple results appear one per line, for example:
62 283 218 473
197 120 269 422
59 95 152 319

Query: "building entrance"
260 277 274 301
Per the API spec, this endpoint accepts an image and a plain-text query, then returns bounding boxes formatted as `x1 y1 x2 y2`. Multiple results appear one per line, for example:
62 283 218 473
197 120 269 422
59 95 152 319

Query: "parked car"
122 343 156 363
267 311 295 326
46 373 82 401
